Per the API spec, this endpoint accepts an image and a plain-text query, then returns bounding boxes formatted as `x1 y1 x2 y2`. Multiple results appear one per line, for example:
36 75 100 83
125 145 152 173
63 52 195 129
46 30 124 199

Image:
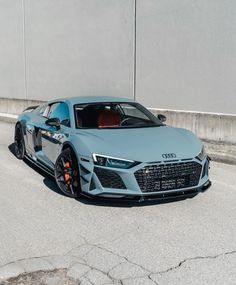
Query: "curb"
0 113 17 124
203 139 236 166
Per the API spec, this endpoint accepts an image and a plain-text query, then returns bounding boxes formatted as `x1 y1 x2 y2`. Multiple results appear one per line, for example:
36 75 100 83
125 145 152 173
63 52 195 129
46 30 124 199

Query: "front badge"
162 153 177 159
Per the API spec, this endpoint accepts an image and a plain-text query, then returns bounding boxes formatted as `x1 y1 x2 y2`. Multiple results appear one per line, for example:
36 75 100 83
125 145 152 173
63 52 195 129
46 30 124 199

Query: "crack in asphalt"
148 275 159 285
0 248 235 284
153 250 236 276
72 245 236 283
78 261 116 283
94 243 151 273
66 239 151 279
83 275 94 285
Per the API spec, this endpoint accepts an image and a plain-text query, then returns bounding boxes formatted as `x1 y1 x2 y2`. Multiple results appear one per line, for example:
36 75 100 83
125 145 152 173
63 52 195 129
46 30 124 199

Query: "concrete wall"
0 1 25 99
0 0 134 101
1 0 236 115
151 108 236 144
136 0 236 114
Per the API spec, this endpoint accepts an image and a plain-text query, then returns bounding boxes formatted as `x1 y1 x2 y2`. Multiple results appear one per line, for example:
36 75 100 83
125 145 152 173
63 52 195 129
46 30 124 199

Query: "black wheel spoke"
60 157 66 168
56 173 64 179
55 148 81 198
57 177 67 184
69 184 74 195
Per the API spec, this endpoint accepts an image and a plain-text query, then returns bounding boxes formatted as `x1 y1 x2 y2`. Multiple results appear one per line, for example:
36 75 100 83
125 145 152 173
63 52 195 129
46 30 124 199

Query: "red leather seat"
98 110 120 128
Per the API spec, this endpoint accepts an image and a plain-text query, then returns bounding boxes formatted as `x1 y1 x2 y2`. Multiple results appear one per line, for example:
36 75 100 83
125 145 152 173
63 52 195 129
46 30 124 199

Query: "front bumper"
82 180 211 203
79 156 211 201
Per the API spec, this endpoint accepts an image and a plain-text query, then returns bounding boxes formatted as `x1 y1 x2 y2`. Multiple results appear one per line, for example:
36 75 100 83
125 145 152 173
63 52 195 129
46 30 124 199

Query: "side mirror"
157 114 166 123
45 117 61 129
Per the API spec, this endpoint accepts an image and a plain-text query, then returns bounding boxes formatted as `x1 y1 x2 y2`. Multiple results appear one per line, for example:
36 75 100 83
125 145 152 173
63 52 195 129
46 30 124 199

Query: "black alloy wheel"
55 148 81 198
14 123 25 159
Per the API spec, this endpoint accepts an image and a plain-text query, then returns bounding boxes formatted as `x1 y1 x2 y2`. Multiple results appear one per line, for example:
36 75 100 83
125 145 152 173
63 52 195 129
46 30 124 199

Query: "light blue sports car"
14 96 211 201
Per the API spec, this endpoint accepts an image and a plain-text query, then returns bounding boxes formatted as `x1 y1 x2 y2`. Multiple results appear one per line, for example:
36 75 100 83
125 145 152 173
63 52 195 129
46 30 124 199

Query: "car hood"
75 126 202 162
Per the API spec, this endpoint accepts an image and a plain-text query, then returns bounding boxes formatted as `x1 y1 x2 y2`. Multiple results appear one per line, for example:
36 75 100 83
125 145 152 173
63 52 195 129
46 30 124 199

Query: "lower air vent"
89 178 96 191
94 167 126 189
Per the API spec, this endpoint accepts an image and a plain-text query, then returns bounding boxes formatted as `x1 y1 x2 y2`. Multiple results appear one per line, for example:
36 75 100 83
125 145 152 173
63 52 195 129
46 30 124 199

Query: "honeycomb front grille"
134 162 202 193
94 167 126 189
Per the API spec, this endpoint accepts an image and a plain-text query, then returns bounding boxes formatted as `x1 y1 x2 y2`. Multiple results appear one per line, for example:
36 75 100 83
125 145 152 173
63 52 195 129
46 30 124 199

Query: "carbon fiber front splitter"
80 180 212 203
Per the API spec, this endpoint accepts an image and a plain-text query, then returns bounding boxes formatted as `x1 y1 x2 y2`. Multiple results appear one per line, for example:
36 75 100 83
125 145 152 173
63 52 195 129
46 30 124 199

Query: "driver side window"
48 102 71 127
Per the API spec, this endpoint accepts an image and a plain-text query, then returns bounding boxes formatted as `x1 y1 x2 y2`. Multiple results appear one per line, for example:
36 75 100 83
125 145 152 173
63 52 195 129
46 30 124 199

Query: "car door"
24 104 49 155
39 102 71 165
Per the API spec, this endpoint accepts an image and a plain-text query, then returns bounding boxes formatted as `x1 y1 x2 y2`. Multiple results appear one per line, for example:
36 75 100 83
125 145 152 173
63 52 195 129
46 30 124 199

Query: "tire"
14 123 25 159
54 148 81 198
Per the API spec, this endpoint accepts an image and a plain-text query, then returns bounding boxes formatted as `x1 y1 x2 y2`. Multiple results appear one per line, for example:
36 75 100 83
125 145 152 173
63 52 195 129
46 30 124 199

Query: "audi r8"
14 96 211 201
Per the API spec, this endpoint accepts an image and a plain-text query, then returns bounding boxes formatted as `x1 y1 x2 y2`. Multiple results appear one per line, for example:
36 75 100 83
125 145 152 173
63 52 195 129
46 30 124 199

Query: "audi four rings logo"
162 153 177 159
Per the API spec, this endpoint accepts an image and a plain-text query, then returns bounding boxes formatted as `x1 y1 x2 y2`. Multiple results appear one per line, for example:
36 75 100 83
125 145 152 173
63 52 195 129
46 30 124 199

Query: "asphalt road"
0 121 235 284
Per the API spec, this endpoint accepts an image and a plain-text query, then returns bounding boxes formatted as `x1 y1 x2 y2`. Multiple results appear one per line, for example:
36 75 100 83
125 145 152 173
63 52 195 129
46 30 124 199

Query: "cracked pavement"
0 121 236 284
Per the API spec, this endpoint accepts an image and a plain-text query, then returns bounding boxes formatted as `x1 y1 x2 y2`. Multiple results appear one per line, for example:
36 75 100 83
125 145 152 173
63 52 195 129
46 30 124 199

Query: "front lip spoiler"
81 180 212 203
201 180 211 192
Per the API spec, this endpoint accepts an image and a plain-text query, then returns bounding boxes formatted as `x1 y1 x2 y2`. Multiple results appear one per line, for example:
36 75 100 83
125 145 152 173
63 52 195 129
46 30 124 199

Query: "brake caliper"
64 161 71 184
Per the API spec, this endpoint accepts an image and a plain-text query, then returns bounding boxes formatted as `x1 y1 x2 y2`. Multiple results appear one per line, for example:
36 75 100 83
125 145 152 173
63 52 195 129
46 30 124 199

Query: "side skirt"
24 154 55 177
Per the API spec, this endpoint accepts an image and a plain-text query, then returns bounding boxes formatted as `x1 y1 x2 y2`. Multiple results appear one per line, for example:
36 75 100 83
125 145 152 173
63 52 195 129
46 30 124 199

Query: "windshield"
74 102 163 129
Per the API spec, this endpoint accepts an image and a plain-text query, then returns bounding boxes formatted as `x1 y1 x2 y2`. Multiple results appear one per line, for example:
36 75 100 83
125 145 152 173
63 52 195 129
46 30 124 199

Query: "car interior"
74 103 157 129
75 104 120 128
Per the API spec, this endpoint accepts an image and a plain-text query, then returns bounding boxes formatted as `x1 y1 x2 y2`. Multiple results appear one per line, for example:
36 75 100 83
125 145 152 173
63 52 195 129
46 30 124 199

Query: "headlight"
92 154 139 169
196 146 206 161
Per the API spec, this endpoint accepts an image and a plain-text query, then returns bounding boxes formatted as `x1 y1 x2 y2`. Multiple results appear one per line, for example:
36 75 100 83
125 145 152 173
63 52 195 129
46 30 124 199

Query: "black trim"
80 164 91 175
80 176 89 183
80 157 90 162
23 105 39 112
94 167 126 189
81 181 211 203
163 159 179 163
201 180 211 191
41 133 60 144
89 178 96 191
24 154 54 177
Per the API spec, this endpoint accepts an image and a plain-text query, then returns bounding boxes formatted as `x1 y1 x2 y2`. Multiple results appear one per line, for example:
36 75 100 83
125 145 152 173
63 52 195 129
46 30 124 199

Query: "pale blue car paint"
17 96 211 200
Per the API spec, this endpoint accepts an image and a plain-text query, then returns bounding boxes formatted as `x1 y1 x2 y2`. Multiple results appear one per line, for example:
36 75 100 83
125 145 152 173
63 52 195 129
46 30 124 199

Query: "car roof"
48 96 135 105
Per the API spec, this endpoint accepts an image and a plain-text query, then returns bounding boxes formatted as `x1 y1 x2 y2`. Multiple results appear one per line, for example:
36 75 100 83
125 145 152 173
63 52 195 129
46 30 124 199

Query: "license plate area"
154 175 190 191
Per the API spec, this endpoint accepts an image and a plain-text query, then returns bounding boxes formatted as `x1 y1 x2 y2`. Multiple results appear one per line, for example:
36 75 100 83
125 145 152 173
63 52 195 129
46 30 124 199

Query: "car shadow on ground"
8 143 197 208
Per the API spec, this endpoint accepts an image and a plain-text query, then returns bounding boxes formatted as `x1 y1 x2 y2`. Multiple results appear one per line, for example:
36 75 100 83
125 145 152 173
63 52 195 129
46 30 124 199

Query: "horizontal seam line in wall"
148 108 236 117
0 112 18 119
